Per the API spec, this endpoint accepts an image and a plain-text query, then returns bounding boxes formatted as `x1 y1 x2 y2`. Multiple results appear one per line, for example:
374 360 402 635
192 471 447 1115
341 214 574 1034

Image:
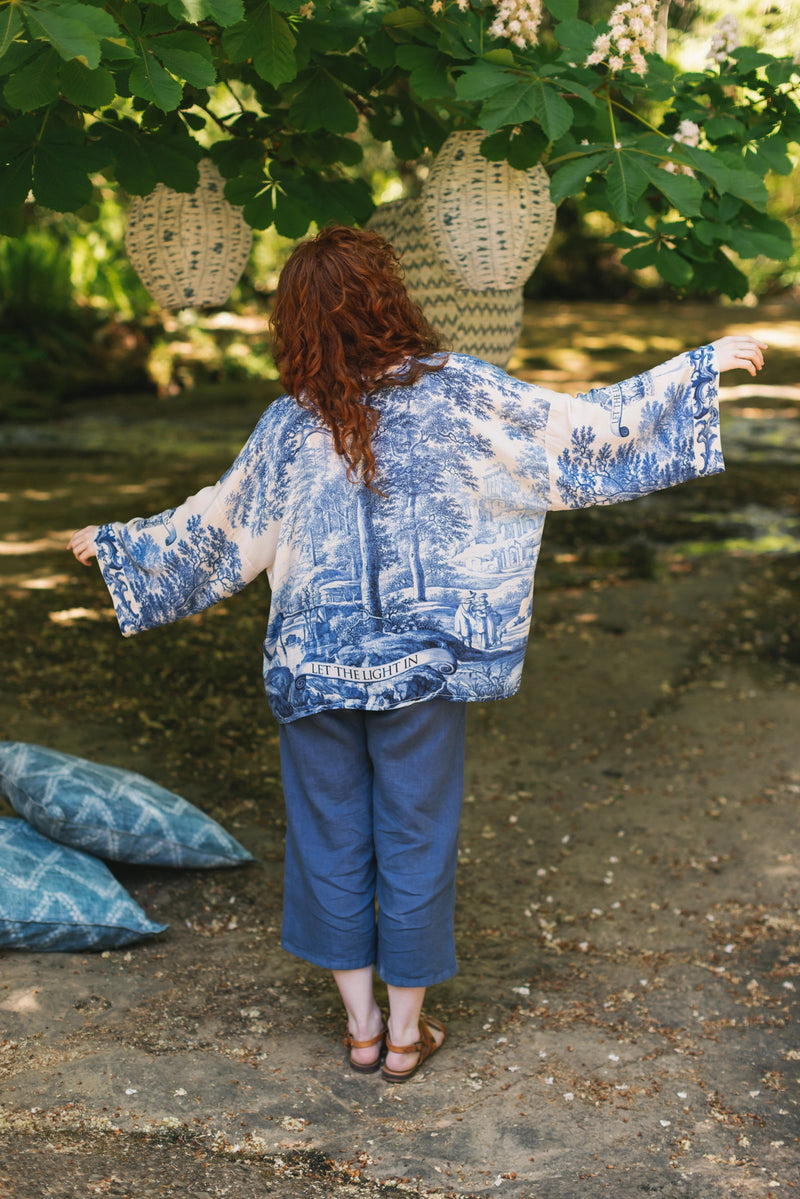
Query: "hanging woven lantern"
367 197 524 369
419 130 556 292
124 160 252 309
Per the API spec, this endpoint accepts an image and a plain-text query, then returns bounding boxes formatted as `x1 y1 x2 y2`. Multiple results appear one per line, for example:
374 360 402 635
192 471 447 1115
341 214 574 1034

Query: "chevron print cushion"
0 819 167 950
0 743 254 868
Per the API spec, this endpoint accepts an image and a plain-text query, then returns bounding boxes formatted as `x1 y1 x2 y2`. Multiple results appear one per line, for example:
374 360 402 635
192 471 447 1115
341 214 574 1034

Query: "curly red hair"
270 225 445 489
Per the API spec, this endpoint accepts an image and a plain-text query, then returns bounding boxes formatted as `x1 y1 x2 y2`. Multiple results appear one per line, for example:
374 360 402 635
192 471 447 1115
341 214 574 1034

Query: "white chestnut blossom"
663 119 701 176
586 2 656 76
673 119 700 147
430 0 471 13
706 15 740 65
487 0 544 50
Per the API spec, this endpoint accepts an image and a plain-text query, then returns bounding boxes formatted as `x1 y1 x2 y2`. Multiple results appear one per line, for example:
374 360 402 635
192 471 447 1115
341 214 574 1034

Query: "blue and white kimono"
95 347 722 723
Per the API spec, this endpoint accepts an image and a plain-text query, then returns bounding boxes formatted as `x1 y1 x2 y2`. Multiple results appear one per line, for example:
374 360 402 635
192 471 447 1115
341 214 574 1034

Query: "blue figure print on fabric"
134 509 179 545
554 348 718 509
94 348 726 723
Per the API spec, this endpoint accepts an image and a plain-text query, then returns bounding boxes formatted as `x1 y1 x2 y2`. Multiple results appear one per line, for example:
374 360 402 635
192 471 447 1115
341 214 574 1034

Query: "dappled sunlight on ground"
510 300 799 395
0 987 42 1014
48 606 115 626
722 322 800 351
0 536 68 555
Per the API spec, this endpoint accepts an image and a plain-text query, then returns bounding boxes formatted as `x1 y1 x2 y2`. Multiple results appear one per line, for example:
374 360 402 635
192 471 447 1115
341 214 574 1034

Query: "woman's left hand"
711 335 768 376
68 525 100 565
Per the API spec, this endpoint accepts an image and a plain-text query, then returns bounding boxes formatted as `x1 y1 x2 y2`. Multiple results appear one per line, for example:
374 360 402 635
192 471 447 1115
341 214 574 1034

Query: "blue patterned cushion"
0 819 167 951
0 742 254 868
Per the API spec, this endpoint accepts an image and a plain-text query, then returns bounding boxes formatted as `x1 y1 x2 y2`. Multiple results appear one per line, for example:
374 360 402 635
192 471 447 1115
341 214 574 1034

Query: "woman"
70 225 766 1082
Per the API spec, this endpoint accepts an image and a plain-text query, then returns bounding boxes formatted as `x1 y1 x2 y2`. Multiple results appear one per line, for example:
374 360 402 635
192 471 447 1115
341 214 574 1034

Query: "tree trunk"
405 488 426 602
356 486 382 621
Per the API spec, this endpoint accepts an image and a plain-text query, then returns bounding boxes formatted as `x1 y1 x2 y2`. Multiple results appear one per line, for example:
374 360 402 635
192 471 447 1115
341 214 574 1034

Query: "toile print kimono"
95 347 722 724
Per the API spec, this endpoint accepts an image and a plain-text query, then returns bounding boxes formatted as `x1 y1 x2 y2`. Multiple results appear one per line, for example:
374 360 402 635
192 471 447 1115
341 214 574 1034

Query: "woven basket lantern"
367 197 524 369
419 130 556 292
125 160 252 309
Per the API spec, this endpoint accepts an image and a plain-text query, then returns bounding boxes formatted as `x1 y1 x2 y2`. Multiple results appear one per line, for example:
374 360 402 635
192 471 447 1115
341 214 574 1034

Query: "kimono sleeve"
543 344 723 511
95 412 283 637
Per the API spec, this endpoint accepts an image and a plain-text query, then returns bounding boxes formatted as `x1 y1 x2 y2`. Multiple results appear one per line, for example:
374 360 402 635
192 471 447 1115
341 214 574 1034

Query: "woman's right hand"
711 335 767 376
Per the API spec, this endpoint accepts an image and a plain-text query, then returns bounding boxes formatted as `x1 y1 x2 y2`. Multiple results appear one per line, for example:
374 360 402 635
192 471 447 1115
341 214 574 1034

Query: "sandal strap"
385 1018 436 1057
343 1027 385 1051
385 1035 425 1055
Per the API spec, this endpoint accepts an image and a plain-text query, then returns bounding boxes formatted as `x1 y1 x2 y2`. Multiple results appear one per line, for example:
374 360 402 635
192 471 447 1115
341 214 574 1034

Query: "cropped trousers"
278 699 467 988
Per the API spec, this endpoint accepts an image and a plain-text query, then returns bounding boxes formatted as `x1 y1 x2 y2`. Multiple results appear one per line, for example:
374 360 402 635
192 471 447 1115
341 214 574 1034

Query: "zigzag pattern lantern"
367 196 524 369
419 130 556 292
125 160 252 310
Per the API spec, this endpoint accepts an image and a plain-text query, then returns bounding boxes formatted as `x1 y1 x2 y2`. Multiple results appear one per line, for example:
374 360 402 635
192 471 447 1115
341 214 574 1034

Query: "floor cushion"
0 742 254 868
0 818 167 951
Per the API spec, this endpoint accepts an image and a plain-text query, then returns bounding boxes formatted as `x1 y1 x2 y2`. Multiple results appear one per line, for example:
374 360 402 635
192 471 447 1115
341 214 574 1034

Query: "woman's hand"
711 335 768 376
68 525 100 565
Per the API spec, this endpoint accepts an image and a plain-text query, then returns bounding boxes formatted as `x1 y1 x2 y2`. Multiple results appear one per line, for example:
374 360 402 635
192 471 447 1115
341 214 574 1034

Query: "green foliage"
0 207 156 412
0 189 296 405
0 0 798 296
0 227 74 319
147 314 279 394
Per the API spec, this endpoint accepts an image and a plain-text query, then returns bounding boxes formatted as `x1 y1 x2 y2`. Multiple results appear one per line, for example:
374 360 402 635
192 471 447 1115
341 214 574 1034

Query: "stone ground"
1 302 799 1197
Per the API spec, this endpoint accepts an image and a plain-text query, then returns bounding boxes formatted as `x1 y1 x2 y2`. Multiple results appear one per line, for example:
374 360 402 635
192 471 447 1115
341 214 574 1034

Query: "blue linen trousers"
278 699 467 987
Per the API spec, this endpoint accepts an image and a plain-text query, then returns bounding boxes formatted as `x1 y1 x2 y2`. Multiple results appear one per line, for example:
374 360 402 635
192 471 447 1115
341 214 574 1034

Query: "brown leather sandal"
381 1015 447 1083
343 1025 386 1074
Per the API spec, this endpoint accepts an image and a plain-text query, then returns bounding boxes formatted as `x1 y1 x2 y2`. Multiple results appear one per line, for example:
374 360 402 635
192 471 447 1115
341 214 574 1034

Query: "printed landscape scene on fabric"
252 351 718 721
